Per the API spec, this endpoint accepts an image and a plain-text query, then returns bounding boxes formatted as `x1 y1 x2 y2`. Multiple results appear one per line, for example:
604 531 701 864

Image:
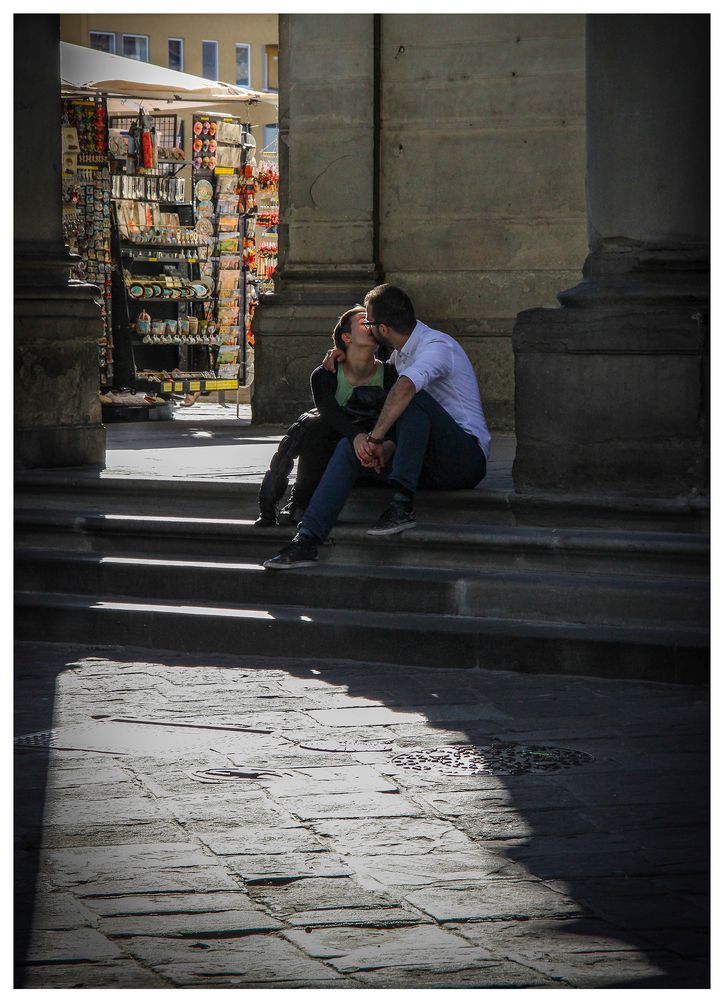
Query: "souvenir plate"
190 282 210 298
196 217 214 239
143 285 154 298
196 200 214 218
129 284 144 298
194 179 213 201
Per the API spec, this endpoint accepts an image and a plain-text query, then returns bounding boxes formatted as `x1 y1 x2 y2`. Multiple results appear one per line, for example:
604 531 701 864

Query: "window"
263 125 279 154
121 34 149 62
235 43 250 87
264 43 279 91
202 40 218 81
168 37 184 72
90 31 115 54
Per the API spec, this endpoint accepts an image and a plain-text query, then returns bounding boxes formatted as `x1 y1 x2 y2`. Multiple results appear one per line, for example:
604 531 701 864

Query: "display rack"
61 96 114 386
191 112 251 391
60 99 266 414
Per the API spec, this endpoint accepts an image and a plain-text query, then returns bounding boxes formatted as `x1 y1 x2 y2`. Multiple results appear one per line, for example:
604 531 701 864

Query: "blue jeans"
301 390 487 543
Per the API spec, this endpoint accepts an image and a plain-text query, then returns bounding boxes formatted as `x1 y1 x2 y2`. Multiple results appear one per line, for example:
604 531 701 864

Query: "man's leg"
390 390 487 492
263 438 363 569
367 391 486 536
299 438 363 542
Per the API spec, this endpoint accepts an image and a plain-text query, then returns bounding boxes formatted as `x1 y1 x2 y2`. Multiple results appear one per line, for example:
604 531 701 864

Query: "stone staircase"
14 471 709 682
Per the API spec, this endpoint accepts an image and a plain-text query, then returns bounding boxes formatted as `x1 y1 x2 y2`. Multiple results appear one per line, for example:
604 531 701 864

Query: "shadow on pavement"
14 642 709 988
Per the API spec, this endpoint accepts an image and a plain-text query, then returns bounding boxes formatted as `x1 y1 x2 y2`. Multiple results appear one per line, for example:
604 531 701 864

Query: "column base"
513 267 708 497
15 269 106 470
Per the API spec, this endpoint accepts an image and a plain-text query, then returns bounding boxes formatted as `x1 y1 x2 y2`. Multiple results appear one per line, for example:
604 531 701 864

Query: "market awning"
60 41 278 110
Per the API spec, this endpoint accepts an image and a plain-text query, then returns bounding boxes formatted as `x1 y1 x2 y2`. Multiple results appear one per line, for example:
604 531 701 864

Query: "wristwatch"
366 432 385 445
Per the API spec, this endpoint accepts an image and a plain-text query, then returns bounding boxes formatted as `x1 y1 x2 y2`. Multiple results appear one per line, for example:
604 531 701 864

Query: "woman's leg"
288 422 341 510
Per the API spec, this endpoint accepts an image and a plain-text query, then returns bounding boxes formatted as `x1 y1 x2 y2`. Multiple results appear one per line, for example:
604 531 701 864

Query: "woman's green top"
334 361 385 406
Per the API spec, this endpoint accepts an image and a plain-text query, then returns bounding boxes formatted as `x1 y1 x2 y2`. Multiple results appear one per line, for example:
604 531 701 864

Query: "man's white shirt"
389 321 491 460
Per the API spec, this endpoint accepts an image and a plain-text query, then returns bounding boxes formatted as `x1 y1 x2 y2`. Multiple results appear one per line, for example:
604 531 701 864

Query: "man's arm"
370 375 416 440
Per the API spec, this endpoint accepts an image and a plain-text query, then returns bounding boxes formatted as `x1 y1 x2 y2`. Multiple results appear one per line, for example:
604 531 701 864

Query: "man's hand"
353 434 396 473
353 433 377 466
323 347 345 372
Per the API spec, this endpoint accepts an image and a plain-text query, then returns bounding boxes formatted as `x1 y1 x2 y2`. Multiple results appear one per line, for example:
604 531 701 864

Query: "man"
263 284 490 570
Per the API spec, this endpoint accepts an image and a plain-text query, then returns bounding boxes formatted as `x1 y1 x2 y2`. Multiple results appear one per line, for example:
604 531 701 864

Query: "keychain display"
254 150 278 293
61 97 113 384
190 112 252 386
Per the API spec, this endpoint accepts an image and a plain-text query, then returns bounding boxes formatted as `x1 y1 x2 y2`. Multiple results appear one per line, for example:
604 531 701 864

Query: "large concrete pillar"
513 14 709 497
252 13 380 423
15 14 105 469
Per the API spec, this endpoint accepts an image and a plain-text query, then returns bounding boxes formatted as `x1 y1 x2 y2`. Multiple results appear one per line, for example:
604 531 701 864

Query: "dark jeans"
301 390 487 542
293 419 341 508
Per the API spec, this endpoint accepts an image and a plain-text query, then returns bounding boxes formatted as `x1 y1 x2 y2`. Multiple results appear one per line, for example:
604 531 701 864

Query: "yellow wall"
60 13 278 142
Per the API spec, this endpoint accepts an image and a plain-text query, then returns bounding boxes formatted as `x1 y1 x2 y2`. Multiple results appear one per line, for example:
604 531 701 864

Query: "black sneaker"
253 510 277 528
276 501 306 527
263 534 319 570
367 495 417 536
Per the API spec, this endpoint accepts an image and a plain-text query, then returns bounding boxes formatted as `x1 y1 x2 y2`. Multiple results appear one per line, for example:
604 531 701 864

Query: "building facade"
60 14 279 149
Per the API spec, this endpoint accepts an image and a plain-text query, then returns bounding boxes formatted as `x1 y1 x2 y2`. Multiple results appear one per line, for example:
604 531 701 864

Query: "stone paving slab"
118 932 347 986
14 641 709 988
403 878 588 922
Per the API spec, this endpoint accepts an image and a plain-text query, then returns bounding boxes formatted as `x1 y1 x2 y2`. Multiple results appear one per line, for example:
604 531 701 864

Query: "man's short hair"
363 284 416 336
332 306 365 351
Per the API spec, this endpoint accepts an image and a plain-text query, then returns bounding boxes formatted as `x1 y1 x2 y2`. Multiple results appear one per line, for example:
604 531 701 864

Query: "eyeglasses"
362 320 381 328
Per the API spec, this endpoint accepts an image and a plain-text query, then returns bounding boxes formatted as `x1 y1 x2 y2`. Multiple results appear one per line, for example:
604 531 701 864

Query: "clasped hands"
353 433 395 473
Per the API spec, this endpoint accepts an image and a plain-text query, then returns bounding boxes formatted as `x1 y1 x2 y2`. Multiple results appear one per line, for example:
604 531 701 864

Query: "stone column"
252 13 380 423
512 14 709 497
15 14 105 469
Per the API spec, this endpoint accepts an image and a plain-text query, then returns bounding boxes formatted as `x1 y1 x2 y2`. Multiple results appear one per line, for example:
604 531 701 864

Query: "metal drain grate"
391 741 592 776
14 730 59 750
188 768 283 784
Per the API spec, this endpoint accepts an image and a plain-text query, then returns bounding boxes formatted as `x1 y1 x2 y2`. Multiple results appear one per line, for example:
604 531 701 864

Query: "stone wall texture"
378 14 587 429
253 13 587 430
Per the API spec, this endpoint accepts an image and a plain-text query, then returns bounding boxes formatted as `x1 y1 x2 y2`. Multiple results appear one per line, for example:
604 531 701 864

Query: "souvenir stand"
190 112 254 395
61 97 114 387
247 148 279 367
59 41 278 421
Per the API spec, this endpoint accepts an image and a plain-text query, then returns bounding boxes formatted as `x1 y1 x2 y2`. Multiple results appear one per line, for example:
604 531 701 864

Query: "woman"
255 306 397 526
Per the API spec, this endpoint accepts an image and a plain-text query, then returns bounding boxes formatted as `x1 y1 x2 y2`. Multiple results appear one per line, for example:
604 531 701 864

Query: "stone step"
14 506 709 578
14 548 709 629
14 590 708 683
14 470 710 533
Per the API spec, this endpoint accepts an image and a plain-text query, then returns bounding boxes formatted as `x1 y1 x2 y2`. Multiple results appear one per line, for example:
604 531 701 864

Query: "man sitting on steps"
263 283 491 570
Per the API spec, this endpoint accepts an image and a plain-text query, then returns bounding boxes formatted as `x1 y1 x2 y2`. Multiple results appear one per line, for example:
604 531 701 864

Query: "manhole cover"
391 742 592 776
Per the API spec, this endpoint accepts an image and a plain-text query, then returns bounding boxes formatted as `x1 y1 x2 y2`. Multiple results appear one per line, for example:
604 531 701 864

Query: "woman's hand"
323 347 345 372
353 433 374 465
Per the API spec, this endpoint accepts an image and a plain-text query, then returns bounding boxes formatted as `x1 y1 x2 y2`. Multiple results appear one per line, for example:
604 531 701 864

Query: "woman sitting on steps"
255 306 397 527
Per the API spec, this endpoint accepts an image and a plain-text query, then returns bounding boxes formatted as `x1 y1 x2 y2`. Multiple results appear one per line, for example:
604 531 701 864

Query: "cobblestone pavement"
15 642 709 988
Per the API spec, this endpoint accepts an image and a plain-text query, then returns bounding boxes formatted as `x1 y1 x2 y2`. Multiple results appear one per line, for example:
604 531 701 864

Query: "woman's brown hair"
332 306 365 351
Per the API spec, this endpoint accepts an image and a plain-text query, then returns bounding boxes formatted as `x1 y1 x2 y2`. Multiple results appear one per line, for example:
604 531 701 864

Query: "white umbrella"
60 41 277 109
